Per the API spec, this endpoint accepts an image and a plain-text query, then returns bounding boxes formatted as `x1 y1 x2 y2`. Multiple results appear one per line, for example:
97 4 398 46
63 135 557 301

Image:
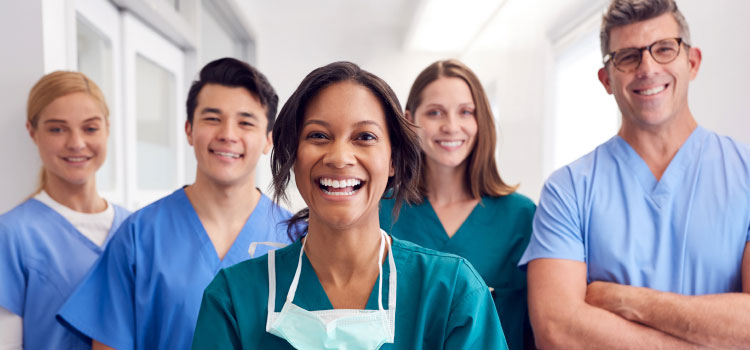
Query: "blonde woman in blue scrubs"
380 59 536 349
192 61 507 349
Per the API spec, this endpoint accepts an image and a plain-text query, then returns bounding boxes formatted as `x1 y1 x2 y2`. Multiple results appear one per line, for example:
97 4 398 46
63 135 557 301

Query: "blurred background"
1 0 748 213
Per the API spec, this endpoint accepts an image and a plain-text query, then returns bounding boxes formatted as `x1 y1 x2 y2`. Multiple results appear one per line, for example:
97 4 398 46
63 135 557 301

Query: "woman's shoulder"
391 237 486 291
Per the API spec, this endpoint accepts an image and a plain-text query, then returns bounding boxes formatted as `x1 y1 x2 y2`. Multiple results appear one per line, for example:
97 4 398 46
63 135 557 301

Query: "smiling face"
598 13 701 130
186 83 271 188
294 81 393 230
28 92 108 187
409 77 477 172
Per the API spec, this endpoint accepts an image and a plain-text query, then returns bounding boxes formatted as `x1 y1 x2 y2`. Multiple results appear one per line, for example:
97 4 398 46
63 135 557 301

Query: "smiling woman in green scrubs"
379 59 535 350
191 61 507 349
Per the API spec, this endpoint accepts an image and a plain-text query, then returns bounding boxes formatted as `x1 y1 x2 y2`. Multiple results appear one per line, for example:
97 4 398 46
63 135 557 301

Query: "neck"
303 213 384 287
43 173 105 213
185 173 261 230
618 110 698 180
424 159 473 205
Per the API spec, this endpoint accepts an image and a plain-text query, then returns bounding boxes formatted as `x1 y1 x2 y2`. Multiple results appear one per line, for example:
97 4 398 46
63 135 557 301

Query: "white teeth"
637 85 666 96
319 178 361 188
65 157 87 162
322 189 356 196
439 141 463 147
214 151 240 159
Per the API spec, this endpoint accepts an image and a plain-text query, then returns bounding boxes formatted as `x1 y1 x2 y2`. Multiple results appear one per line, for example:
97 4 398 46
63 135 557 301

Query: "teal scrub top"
380 193 535 350
192 236 507 349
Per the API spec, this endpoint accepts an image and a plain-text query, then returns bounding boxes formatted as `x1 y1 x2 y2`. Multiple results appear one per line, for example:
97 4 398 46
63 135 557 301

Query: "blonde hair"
27 71 109 195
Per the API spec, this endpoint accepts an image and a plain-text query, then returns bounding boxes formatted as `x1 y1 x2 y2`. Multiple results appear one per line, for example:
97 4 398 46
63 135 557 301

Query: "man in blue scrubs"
520 0 750 348
58 58 293 349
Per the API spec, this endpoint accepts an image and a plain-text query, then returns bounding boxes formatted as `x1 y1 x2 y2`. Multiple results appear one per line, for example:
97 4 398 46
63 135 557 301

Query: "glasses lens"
651 39 680 63
612 49 641 71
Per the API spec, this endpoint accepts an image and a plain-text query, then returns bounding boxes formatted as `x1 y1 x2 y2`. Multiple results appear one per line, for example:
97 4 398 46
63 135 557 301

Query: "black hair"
186 57 278 131
271 61 421 241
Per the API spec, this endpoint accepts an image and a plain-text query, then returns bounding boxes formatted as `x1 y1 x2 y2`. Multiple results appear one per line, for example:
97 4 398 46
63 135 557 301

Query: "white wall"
0 1 46 213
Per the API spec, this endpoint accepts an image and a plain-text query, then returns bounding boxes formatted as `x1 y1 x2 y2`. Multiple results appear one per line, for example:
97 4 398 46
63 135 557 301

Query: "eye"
355 132 377 142
203 116 220 123
85 127 100 133
460 109 474 117
240 121 256 127
426 109 442 117
306 131 329 140
48 127 63 133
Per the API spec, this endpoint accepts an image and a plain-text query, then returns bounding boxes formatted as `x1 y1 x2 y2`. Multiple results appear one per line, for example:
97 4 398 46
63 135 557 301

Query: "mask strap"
384 229 397 312
377 229 386 310
266 249 277 331
285 235 308 303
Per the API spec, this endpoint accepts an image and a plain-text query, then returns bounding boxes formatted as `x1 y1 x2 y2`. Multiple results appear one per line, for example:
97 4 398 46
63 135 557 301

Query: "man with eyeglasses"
520 0 750 348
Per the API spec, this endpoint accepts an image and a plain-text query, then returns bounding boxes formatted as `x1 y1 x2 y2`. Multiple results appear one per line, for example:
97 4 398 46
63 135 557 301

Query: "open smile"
61 155 92 163
209 149 244 159
633 83 669 96
317 176 365 197
435 140 465 150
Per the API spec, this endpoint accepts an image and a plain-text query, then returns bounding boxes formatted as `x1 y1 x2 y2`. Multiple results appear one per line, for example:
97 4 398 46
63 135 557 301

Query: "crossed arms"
527 242 750 349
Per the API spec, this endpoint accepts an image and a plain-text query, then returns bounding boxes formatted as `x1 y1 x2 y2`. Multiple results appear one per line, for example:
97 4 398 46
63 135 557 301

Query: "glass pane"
77 16 115 191
199 3 242 66
136 54 177 190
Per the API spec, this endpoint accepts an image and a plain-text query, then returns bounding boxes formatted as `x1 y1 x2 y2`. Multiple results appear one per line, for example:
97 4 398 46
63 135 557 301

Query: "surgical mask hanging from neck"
265 229 397 350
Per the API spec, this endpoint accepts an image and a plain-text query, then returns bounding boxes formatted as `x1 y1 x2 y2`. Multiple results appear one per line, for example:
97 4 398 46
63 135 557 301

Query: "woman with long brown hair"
380 59 536 349
0 71 130 349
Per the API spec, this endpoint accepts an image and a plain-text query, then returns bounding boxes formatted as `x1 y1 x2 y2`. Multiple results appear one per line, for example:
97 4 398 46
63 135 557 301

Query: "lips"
317 176 364 196
633 83 668 96
61 156 92 162
210 149 243 159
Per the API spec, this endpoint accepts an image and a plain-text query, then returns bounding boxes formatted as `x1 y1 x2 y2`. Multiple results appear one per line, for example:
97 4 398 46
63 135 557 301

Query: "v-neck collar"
28 198 119 253
422 197 483 246
290 237 393 311
609 126 707 207
179 188 272 272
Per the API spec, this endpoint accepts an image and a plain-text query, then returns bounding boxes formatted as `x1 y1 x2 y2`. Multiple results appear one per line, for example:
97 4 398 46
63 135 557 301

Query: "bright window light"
404 0 504 53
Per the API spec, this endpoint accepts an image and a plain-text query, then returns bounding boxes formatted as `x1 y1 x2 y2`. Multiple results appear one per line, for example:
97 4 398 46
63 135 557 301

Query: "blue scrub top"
58 188 293 350
192 236 507 349
0 198 129 350
520 126 750 294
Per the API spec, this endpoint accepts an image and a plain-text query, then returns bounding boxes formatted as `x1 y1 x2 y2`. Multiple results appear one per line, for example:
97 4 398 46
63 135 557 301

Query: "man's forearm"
588 282 750 349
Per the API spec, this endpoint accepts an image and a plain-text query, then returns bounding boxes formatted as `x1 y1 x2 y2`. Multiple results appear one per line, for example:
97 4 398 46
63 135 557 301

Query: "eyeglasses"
603 37 689 73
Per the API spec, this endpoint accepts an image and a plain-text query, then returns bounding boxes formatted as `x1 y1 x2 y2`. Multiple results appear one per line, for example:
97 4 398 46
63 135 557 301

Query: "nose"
323 140 356 169
635 48 659 77
217 121 238 143
66 129 86 151
439 113 460 134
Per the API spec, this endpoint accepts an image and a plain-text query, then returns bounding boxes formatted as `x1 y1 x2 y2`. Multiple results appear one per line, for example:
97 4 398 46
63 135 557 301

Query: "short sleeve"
0 222 25 316
192 270 241 350
57 220 137 350
444 272 508 350
518 167 585 268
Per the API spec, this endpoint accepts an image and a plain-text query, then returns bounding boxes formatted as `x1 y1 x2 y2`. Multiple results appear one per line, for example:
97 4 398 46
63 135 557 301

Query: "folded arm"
585 242 750 350
527 258 707 349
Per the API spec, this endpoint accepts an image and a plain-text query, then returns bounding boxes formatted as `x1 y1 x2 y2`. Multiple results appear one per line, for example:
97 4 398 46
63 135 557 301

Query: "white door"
122 12 186 209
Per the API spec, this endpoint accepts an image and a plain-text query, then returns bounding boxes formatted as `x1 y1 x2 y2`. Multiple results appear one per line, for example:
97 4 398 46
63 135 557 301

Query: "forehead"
197 84 266 113
609 13 681 50
420 77 473 105
39 92 105 123
304 81 386 126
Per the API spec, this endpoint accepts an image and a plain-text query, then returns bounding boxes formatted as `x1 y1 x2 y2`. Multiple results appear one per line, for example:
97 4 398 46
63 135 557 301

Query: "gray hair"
600 0 691 57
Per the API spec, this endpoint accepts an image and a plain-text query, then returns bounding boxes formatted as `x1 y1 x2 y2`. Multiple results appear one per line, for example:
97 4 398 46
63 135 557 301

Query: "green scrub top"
380 193 535 350
192 236 507 349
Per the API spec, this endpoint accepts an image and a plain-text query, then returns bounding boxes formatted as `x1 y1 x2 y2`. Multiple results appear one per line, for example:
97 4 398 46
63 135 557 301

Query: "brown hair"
600 0 691 57
271 61 421 240
405 59 517 200
27 71 109 194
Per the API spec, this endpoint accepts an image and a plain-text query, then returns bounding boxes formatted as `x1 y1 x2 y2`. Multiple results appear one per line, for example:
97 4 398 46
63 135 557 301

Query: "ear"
185 120 194 146
404 109 414 122
688 46 702 81
263 131 273 155
597 67 614 95
389 159 395 177
26 121 38 144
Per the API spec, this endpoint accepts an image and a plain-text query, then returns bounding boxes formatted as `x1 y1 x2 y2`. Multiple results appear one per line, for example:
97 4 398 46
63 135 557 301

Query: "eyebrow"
43 116 103 124
303 119 385 131
422 102 475 109
201 107 259 120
